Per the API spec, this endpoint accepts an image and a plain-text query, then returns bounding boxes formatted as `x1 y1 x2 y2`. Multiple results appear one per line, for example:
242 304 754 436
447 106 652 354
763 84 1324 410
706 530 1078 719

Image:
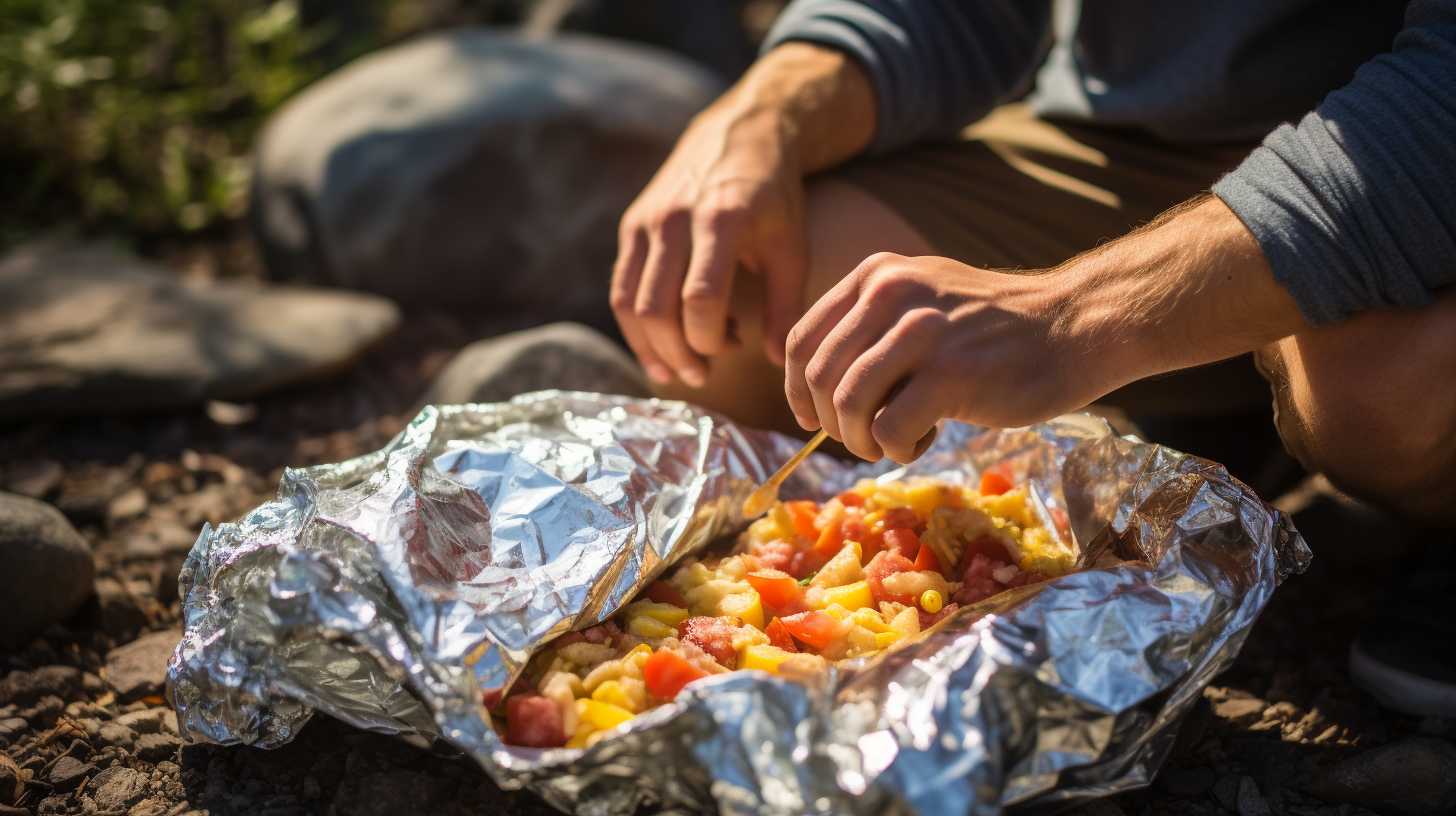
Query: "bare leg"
653 178 935 434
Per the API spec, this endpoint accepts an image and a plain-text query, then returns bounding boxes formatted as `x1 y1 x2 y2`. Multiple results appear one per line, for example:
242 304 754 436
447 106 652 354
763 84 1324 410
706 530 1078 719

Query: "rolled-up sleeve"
1213 0 1456 324
761 0 1052 154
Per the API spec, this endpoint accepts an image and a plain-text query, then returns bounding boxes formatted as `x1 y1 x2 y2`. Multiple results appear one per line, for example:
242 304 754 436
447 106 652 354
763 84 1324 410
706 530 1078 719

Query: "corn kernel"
741 644 795 674
821 580 874 611
591 680 636 711
626 615 676 640
919 589 944 614
578 698 634 730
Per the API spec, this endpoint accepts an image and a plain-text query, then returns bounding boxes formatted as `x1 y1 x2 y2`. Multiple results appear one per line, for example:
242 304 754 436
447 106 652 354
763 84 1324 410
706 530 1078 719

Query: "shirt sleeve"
761 0 1053 154
1212 0 1456 324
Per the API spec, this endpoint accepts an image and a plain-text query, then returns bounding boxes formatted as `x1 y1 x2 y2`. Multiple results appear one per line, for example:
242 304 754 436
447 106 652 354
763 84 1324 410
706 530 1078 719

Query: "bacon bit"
505 695 566 748
918 602 960 629
645 581 689 608
748 537 797 573
677 616 739 668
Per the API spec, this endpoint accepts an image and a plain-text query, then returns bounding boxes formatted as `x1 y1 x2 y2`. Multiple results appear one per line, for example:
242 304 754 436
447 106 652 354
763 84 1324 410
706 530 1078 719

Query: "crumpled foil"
168 391 1309 815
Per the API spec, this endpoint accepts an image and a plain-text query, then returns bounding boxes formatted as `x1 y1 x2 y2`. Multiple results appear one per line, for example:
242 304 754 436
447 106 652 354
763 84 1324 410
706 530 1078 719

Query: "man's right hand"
610 44 877 387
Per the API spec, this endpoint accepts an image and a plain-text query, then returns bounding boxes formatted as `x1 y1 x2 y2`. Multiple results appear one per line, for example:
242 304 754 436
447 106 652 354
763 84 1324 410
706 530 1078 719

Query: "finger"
783 270 866 429
832 313 939 460
756 225 809 367
871 372 948 464
803 297 895 447
681 210 746 357
635 213 706 387
610 225 671 384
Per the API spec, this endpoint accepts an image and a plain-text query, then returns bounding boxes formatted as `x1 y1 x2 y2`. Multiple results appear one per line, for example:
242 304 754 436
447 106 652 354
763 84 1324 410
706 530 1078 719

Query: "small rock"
158 709 178 736
73 717 103 739
0 494 94 649
425 322 649 405
1213 697 1267 728
1309 736 1456 814
134 732 181 763
128 798 169 816
0 718 24 746
116 709 163 735
20 694 63 725
107 488 149 523
4 460 62 499
90 766 148 811
0 665 82 706
47 756 94 791
0 752 22 805
96 576 149 638
1237 776 1272 816
1157 766 1217 797
154 761 179 777
98 722 137 751
105 628 180 700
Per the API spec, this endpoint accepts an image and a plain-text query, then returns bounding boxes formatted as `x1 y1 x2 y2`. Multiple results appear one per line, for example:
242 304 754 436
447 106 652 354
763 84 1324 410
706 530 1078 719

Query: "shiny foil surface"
167 391 1310 814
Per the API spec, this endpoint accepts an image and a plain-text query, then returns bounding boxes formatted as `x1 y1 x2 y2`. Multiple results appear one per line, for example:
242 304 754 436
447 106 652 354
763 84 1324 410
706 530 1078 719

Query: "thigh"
1259 291 1456 521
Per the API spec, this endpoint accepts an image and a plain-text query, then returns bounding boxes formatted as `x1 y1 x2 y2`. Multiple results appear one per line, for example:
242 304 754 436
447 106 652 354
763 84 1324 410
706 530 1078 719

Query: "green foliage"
0 0 341 242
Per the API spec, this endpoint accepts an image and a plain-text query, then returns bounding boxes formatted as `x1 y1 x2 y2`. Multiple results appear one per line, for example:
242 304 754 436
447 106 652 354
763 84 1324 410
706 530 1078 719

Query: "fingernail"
645 364 672 384
680 368 706 389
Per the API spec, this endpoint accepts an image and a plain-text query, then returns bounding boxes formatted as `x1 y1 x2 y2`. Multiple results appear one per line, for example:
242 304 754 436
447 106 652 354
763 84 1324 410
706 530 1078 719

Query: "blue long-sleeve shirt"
764 0 1456 324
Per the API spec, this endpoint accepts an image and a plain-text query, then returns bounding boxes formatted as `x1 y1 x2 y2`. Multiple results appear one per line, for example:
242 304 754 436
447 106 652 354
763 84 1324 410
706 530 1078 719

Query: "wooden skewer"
741 429 828 519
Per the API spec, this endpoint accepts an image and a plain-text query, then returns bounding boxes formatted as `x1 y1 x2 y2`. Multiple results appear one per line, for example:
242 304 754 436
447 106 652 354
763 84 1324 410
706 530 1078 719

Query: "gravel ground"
1 308 1449 816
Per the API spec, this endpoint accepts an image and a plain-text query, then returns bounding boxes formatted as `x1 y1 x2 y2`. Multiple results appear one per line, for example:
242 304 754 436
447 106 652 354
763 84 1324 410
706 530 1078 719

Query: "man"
609 2 1456 716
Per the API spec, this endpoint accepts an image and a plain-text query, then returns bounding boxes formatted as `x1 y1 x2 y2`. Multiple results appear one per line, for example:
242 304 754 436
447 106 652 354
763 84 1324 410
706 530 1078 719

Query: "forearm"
694 42 876 174
1054 196 1308 388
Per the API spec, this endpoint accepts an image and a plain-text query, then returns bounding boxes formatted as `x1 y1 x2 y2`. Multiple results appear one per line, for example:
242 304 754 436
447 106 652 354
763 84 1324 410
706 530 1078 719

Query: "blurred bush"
0 0 525 247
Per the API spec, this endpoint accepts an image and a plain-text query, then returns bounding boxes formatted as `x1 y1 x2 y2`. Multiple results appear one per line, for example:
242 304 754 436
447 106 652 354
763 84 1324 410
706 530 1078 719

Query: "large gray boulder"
0 240 400 420
425 321 648 405
0 493 93 649
251 30 722 330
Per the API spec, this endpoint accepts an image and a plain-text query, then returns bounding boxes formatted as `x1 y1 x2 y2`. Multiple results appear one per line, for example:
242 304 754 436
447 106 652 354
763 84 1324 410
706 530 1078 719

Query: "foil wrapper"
168 391 1309 814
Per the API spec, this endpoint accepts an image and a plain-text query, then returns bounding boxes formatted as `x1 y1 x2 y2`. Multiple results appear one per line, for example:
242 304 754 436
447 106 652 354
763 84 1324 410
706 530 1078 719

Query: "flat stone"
105 629 180 700
0 718 24 747
1309 736 1456 814
98 722 137 751
90 766 148 811
96 576 149 638
424 322 648 406
3 460 62 500
252 30 720 328
0 665 82 706
47 756 94 791
0 494 94 649
116 709 164 735
0 240 400 421
134 732 181 763
0 752 21 805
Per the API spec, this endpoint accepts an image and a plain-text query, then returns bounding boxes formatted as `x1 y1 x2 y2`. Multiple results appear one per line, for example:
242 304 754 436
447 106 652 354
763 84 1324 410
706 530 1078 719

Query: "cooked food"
496 473 1075 748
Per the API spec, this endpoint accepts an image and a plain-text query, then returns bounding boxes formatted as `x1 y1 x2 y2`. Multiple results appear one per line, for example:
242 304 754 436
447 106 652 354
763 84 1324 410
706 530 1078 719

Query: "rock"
158 709 178 736
91 766 148 811
525 0 754 80
134 732 181 763
73 718 103 740
3 460 62 499
1309 736 1456 814
0 240 400 421
0 752 22 805
128 798 169 816
1213 697 1267 728
1237 776 1272 816
0 494 94 648
116 709 164 735
425 322 648 405
252 30 720 328
1157 766 1216 797
0 665 83 706
105 629 180 701
47 756 94 791
107 488 149 524
98 722 137 751
0 719 24 747
96 576 150 638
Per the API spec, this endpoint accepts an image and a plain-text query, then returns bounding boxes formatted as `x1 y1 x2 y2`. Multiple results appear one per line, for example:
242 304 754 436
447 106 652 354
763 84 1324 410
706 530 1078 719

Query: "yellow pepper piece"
822 603 850 620
626 615 676 640
720 591 764 630
578 698 634 731
874 631 902 649
821 580 874 611
770 503 797 540
625 600 689 626
905 482 946 518
919 589 944 614
741 644 795 674
849 607 890 632
590 680 637 712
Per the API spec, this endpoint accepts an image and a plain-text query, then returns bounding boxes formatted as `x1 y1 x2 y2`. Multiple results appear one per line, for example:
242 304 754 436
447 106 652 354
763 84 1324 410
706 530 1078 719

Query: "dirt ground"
0 305 1443 816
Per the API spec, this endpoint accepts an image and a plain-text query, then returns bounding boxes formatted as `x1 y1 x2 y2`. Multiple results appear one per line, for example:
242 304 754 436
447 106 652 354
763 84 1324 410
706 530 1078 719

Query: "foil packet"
167 391 1309 815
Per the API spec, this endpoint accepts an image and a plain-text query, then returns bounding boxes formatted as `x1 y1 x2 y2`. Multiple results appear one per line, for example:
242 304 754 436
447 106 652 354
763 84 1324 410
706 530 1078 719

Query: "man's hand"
611 44 876 386
786 196 1309 463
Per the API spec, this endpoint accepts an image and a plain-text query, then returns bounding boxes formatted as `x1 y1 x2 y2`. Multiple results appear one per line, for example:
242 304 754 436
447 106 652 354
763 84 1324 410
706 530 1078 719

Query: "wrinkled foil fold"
168 391 1309 814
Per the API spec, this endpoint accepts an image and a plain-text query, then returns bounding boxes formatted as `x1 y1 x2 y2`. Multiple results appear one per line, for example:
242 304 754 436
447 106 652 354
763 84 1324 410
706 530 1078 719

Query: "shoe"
1348 559 1456 719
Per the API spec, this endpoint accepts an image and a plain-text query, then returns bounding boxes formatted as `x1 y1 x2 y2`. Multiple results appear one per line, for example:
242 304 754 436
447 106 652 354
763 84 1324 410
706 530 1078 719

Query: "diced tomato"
505 695 566 748
765 617 799 652
912 540 940 572
836 490 866 507
779 610 846 652
746 570 806 614
964 534 1013 564
643 649 711 700
841 513 871 554
812 517 845 558
677 616 738 668
953 554 1009 605
865 551 917 605
644 581 688 608
748 537 797 573
880 507 921 530
883 528 920 560
787 547 830 580
784 500 820 540
979 471 1013 496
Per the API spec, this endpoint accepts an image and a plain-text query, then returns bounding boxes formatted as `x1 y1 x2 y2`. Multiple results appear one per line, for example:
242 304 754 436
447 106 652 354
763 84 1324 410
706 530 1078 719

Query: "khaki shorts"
830 105 1266 415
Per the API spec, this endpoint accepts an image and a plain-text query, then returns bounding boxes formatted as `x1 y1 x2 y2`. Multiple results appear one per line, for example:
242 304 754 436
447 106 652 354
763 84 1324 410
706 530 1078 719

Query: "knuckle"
609 288 635 314
681 280 725 307
804 359 833 392
899 307 947 337
650 206 690 233
831 384 858 417
701 203 748 232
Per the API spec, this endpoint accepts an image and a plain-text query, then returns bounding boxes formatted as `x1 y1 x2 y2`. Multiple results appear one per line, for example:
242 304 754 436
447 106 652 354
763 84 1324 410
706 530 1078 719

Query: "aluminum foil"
168 391 1309 815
